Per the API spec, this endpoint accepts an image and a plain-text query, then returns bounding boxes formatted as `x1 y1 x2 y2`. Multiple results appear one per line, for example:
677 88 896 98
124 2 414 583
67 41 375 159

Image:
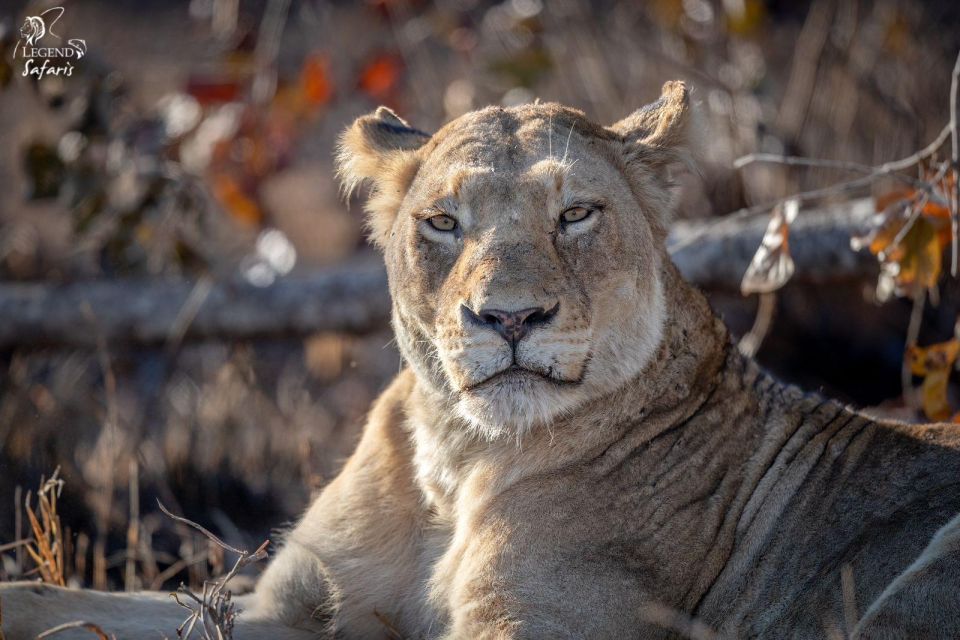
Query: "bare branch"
734 152 949 206
156 501 245 557
950 50 960 275
0 539 30 554
878 123 952 174
734 112 954 215
159 501 270 639
902 289 927 411
37 621 113 640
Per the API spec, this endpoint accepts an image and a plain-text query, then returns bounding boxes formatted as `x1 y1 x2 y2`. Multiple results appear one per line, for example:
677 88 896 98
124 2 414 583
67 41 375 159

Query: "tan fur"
5 82 960 639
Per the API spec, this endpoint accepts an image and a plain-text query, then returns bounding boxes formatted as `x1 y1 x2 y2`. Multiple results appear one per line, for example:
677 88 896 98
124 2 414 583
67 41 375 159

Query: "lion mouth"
464 364 580 391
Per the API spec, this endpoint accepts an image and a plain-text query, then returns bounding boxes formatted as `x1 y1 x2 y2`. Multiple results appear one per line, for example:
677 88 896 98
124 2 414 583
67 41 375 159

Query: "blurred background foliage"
0 0 959 591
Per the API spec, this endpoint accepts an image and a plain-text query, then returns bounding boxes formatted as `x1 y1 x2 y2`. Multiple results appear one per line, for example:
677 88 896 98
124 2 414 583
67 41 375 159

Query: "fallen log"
0 260 391 349
668 198 877 291
0 200 879 349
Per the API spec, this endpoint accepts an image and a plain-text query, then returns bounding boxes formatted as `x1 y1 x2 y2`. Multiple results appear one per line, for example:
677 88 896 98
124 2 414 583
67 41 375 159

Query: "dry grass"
0 470 270 639
23 468 66 587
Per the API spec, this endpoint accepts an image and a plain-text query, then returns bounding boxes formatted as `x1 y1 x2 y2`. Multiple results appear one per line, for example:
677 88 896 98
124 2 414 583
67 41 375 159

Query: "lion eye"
426 214 458 232
560 206 592 225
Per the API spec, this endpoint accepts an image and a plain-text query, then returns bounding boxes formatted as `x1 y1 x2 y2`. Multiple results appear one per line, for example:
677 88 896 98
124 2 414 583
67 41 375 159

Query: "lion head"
338 82 696 439
19 16 45 46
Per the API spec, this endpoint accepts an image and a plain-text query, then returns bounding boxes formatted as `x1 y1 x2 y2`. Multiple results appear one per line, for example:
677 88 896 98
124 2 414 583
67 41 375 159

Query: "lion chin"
455 367 587 439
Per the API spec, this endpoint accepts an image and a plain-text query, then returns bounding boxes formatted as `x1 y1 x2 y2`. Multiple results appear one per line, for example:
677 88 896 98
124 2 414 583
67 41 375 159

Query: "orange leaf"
895 218 943 292
921 167 958 221
300 53 333 109
185 76 243 105
921 369 952 421
358 54 402 101
211 173 261 225
907 339 960 421
855 192 950 297
874 188 914 216
907 339 960 376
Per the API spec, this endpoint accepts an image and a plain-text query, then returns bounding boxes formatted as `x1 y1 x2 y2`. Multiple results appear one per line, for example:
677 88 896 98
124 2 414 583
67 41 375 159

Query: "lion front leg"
439 522 682 640
249 372 437 639
437 532 559 640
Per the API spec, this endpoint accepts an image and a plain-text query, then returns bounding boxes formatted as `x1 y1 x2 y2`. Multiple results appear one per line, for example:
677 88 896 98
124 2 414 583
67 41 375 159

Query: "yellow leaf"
725 0 767 37
896 218 943 293
921 369 952 422
907 339 960 421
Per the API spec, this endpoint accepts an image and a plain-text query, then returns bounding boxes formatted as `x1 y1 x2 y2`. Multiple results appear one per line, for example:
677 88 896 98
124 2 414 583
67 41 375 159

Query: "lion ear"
607 81 699 172
336 107 432 248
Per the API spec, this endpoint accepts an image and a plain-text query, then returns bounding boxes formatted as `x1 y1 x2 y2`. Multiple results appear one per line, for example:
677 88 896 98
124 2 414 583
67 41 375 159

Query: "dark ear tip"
373 106 408 127
360 106 429 139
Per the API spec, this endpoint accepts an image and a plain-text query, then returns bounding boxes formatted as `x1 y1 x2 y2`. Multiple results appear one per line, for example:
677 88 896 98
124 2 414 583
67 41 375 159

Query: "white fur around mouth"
464 363 580 391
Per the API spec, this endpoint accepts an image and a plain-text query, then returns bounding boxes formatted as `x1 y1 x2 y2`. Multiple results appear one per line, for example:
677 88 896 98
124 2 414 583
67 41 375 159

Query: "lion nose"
462 303 560 344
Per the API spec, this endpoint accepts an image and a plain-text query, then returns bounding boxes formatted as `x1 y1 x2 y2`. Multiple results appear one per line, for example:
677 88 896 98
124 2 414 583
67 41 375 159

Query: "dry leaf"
741 199 798 295
358 53 402 102
301 53 334 108
211 173 261 225
853 168 957 299
907 339 960 421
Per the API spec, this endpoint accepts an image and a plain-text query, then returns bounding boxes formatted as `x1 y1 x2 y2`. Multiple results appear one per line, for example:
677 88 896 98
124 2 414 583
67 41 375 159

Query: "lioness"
4 82 960 639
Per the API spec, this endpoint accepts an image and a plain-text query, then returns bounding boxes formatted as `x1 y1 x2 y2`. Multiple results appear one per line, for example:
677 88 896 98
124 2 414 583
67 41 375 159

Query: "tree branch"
950 50 960 275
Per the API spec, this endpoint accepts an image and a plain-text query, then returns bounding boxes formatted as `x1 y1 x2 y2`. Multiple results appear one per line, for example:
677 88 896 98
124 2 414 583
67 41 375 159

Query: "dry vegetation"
0 3 959 634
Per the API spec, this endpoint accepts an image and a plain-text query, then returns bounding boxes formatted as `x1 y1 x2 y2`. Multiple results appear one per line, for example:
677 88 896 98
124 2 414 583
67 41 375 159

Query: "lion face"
338 83 694 438
20 17 45 46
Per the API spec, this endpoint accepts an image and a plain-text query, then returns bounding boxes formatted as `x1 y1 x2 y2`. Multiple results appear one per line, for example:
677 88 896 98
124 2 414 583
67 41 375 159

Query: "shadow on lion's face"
338 84 693 438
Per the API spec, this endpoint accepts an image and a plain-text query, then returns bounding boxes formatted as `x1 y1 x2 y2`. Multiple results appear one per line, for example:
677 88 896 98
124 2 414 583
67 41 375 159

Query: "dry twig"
37 621 114 640
950 51 960 275
158 500 269 640
732 122 953 219
0 539 30 554
125 460 140 592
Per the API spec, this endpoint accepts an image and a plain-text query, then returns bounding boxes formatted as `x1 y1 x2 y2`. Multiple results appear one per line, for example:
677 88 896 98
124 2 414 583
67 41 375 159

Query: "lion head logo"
13 7 85 61
19 16 45 46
